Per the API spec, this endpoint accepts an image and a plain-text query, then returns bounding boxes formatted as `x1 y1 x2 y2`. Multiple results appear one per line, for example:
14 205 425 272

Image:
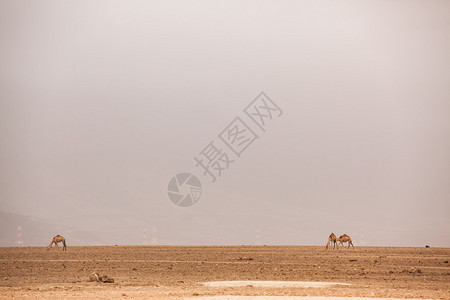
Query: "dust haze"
1 0 449 247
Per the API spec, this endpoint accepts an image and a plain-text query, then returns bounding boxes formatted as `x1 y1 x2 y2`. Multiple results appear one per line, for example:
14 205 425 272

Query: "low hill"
0 211 104 247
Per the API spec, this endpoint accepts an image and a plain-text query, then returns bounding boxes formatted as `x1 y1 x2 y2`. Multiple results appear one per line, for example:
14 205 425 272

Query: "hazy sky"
1 1 449 247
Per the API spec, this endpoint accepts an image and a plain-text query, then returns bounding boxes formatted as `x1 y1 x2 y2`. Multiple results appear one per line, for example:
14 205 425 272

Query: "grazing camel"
337 234 354 249
47 235 66 251
325 233 338 249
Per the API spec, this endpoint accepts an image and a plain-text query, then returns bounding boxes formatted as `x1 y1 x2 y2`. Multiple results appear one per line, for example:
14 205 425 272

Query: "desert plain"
0 245 449 299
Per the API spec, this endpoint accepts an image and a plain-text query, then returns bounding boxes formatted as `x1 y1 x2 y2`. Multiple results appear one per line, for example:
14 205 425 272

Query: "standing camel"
337 234 354 249
47 235 67 251
325 233 338 249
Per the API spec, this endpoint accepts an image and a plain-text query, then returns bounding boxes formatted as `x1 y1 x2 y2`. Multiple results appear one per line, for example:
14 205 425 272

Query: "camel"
47 235 66 251
326 233 337 249
337 234 354 249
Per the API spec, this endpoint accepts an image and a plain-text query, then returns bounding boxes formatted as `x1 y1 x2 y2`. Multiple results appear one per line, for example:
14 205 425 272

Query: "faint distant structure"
151 227 158 245
255 228 261 245
360 226 366 246
15 226 24 245
142 227 148 245
351 227 366 246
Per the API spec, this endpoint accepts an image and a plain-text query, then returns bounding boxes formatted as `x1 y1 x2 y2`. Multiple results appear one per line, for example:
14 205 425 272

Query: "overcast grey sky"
1 0 449 247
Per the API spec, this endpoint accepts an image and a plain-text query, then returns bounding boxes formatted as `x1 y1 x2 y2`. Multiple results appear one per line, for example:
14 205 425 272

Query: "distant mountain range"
1 207 445 247
0 211 105 247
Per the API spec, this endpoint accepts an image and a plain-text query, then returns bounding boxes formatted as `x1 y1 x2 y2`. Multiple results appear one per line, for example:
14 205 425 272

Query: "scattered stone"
132 268 137 271
349 259 357 262
373 260 378 263
388 270 394 274
425 245 430 248
444 261 448 263
99 275 114 283
407 267 422 274
229 257 254 261
237 257 253 261
89 273 100 282
89 272 115 283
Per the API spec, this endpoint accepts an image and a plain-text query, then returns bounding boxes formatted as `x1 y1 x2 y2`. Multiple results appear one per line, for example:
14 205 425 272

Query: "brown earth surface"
0 246 449 299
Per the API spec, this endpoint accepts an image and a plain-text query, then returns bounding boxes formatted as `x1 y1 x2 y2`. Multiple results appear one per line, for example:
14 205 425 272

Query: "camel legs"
326 240 330 249
48 240 65 250
47 241 56 250
326 238 338 250
344 241 354 249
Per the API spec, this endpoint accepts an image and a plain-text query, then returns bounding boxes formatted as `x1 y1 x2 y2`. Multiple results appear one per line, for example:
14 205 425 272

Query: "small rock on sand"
89 272 114 283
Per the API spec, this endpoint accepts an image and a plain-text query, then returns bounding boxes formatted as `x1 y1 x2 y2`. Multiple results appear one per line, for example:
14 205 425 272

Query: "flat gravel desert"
0 246 449 299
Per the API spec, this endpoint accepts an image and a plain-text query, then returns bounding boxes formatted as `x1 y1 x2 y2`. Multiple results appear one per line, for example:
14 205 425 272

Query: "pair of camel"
325 233 354 249
49 234 352 251
47 235 66 251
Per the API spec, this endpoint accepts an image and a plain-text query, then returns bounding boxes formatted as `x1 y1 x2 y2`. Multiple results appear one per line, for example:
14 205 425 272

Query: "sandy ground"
0 246 449 299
